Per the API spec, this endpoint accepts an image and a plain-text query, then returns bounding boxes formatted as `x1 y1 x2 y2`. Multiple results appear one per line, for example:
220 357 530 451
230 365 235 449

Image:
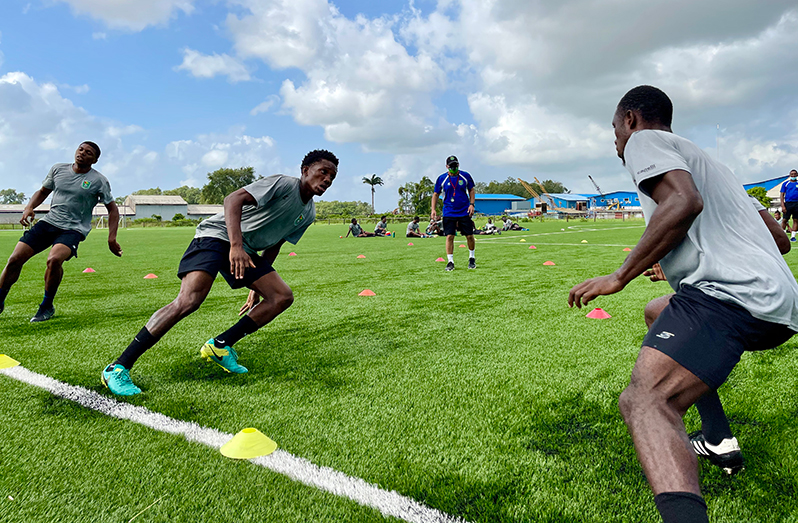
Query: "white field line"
483 242 633 247
475 224 644 242
0 365 467 523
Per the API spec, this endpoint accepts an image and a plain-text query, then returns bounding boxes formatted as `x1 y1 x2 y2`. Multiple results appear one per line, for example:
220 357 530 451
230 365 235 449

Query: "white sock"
469 249 475 258
447 254 454 263
792 231 796 238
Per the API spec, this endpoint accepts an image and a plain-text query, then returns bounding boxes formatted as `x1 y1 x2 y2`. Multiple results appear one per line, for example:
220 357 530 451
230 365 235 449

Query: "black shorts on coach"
643 285 795 389
177 237 275 289
784 201 798 222
442 216 475 236
20 221 83 259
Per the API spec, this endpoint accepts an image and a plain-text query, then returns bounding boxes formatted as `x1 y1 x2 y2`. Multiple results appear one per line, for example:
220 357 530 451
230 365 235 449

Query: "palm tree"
362 174 384 214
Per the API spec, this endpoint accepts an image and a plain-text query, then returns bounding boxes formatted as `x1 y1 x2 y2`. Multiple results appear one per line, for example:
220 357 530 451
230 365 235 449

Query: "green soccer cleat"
102 364 142 396
201 339 248 374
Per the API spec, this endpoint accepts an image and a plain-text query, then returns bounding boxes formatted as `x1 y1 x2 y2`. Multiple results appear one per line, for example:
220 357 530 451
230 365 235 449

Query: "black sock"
215 316 258 348
40 292 55 310
114 327 160 370
654 492 708 523
0 287 8 306
696 390 733 445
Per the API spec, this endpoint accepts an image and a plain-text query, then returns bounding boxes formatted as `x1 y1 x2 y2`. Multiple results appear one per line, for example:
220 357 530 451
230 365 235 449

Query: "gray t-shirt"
349 223 363 236
194 175 315 255
40 163 114 238
625 130 798 329
375 220 387 233
407 222 419 233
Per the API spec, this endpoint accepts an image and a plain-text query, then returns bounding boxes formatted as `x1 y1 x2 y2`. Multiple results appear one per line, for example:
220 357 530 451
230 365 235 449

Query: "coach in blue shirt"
431 155 477 271
780 169 798 242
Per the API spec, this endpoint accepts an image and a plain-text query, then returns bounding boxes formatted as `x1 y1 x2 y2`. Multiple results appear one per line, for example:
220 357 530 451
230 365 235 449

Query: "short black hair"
302 149 339 169
351 218 357 223
617 86 673 127
82 141 101 159
381 215 387 220
791 169 797 174
414 216 419 221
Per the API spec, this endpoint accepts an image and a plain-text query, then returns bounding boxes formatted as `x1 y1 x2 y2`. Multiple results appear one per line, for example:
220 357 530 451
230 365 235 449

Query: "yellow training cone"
220 428 277 459
0 354 20 369
581 240 588 243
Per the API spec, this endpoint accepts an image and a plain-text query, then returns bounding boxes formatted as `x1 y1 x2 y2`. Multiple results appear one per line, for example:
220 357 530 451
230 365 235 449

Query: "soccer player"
568 86 798 523
780 169 798 241
345 218 375 237
0 142 121 322
102 150 338 396
374 215 389 236
406 216 429 238
431 155 476 271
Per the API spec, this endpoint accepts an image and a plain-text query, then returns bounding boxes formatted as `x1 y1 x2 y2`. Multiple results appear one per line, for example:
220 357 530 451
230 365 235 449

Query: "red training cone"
586 308 612 319
82 268 96 273
528 245 536 250
358 289 376 296
436 257 445 262
543 261 555 266
357 255 366 258
623 248 632 252
407 242 413 246
288 252 297 256
144 273 158 279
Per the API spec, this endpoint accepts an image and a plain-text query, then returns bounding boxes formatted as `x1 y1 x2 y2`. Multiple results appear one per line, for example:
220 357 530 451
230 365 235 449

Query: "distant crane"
534 177 561 210
588 175 603 196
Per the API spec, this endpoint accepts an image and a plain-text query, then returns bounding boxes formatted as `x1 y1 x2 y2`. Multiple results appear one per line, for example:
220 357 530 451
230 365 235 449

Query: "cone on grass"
220 428 277 459
0 354 20 369
359 289 376 296
520 239 526 242
144 273 158 279
407 242 413 246
581 240 588 243
288 252 297 256
82 268 95 273
623 248 632 252
586 308 612 319
543 261 556 266
436 257 445 262
357 255 366 259
459 244 466 248
528 245 536 249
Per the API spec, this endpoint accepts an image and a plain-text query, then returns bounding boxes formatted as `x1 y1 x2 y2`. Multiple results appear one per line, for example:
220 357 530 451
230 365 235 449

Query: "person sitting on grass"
474 218 500 235
426 218 443 236
502 216 523 231
406 216 430 238
374 215 389 236
101 149 338 397
346 218 375 237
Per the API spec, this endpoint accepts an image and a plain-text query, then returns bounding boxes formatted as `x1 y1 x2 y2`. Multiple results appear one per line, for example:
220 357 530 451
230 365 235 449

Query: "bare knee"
46 256 65 271
6 253 27 270
277 289 294 311
172 295 203 318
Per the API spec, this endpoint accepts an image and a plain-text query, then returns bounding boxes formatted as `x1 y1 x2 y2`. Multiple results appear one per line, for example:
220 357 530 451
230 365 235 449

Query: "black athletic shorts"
177 237 275 290
643 285 795 389
784 201 798 221
20 221 83 259
442 216 475 236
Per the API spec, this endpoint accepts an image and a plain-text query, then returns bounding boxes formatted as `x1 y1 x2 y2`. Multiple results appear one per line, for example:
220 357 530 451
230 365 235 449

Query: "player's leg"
0 242 36 313
28 243 72 322
618 347 710 523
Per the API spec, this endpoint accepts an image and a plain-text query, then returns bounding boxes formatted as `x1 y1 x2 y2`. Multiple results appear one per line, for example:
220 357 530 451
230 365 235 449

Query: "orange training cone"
83 268 95 273
528 245 536 249
357 255 366 258
543 261 555 266
358 289 376 296
144 273 158 279
586 308 612 319
288 252 297 256
436 257 445 262
407 242 413 246
459 244 466 248
623 248 632 252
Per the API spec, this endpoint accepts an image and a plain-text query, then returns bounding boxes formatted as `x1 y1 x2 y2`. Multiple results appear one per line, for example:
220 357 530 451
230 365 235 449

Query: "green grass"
1 220 797 523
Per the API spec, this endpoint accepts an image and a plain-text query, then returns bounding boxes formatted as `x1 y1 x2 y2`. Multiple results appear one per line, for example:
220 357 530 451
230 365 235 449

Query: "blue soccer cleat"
200 339 248 374
102 364 142 396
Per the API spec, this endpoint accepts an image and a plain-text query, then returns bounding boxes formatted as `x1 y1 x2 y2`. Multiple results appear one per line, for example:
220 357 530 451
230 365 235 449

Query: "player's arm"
345 227 351 238
430 191 440 221
468 187 476 217
20 187 52 226
238 240 286 315
781 190 786 212
224 188 258 279
569 169 703 308
104 201 123 256
760 209 790 254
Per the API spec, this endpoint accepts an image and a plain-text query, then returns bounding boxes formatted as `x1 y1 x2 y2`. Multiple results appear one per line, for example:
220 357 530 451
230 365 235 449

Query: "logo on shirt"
294 214 305 226
656 331 675 340
458 179 464 186
636 164 656 176
81 180 91 190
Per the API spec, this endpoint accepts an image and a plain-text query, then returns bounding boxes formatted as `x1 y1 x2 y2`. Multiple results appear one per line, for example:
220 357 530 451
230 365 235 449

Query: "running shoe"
200 339 248 374
792 237 797 242
445 261 455 272
468 258 476 269
30 305 55 323
101 364 142 396
689 430 744 475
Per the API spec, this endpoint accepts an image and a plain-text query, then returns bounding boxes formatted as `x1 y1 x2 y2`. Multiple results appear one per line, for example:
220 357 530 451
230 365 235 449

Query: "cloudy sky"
1 0 797 211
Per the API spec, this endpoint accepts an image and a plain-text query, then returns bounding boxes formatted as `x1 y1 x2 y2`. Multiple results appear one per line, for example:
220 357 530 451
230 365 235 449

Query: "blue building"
742 175 788 192
581 191 641 209
530 193 588 210
473 194 527 215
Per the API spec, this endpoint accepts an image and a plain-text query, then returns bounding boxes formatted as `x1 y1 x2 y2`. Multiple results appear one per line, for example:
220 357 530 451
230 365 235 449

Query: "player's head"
300 149 338 196
413 216 420 223
351 218 357 224
446 155 459 175
76 141 101 166
613 86 673 162
381 215 387 221
790 169 797 180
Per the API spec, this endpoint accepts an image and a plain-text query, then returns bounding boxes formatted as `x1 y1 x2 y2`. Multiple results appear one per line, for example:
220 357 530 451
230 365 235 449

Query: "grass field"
1 220 797 523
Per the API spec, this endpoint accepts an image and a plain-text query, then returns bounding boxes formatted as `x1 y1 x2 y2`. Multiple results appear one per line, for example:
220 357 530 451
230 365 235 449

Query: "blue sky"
1 1 797 212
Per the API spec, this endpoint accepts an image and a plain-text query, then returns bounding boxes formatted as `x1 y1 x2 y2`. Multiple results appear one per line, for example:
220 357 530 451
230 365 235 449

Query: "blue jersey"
434 170 474 217
781 180 798 202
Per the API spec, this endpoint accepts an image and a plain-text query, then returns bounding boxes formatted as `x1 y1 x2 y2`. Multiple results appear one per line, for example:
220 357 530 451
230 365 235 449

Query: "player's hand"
430 211 437 222
468 204 475 217
108 239 123 257
568 273 625 308
643 263 666 282
782 206 787 213
230 246 256 279
20 208 35 227
239 290 260 316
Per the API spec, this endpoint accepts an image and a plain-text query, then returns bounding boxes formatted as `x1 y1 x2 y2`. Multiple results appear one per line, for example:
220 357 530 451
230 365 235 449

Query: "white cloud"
250 95 280 116
92 32 107 40
55 0 194 31
166 132 280 180
175 48 252 83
